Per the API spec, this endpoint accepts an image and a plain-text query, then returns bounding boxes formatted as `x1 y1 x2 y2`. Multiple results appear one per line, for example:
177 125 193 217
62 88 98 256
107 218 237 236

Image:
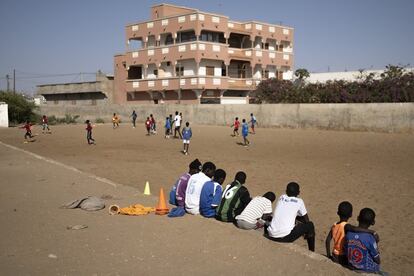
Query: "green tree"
0 91 39 125
294 68 310 80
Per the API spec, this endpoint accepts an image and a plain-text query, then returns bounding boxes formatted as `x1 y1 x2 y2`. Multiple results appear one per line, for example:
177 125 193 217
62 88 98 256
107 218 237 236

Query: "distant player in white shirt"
265 182 315 251
185 161 216 215
173 111 183 139
235 192 276 230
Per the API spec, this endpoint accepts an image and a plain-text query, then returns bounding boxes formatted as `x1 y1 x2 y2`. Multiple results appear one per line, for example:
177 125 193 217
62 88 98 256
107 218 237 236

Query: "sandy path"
1 123 413 275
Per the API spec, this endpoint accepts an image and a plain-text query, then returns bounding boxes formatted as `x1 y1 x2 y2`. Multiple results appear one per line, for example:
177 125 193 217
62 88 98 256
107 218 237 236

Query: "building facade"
37 71 114 106
114 3 294 104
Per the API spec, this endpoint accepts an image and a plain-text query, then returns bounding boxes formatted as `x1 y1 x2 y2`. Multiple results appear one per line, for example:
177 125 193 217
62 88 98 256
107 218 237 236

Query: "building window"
206 66 214 76
176 66 184 76
262 42 269 50
221 64 226 76
199 31 225 43
165 34 174 45
153 69 158 76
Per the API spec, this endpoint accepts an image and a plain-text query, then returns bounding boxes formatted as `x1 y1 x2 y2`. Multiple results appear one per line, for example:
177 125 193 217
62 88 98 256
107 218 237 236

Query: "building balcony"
126 41 228 67
126 12 228 41
227 48 252 61
227 78 259 90
251 50 293 67
227 21 293 43
126 76 232 92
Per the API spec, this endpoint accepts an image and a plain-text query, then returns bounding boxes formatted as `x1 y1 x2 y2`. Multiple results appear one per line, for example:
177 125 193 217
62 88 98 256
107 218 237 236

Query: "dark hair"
166 117 169 120
214 169 226 182
286 182 300 197
202 161 216 172
147 117 149 120
250 113 253 116
242 119 246 123
337 201 353 219
186 122 189 127
263 192 276 202
235 117 238 120
113 113 116 116
85 120 90 124
235 171 247 184
175 111 178 115
358 208 376 225
189 159 202 170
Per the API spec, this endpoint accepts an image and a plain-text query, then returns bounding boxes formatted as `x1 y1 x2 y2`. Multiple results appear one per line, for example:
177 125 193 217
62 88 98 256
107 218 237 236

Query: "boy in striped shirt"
235 192 275 230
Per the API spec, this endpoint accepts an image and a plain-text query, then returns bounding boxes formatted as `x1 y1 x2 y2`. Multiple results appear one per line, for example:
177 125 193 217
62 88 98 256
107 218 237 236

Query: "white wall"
283 70 293 80
181 60 196 76
221 97 247 104
159 63 173 78
253 65 262 79
267 65 276 78
254 37 262 49
198 60 222 76
0 103 9 127
146 64 157 79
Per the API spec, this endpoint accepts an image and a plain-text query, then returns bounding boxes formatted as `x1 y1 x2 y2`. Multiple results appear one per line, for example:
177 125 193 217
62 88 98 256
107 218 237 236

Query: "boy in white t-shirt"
185 162 216 215
265 182 315 251
173 111 183 139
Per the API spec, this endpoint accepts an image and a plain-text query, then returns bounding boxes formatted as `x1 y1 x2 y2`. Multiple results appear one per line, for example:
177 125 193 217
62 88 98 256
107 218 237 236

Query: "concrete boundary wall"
38 103 414 133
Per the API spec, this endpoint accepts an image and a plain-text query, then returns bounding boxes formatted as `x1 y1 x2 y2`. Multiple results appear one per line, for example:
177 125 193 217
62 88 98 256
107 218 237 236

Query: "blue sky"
1 0 413 94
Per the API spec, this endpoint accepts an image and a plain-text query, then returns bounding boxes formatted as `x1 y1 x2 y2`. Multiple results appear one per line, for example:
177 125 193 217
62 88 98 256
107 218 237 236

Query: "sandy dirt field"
1 123 413 275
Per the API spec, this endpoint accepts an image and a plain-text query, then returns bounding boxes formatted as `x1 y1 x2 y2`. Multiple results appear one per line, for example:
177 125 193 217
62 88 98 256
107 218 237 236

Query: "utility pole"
178 62 181 104
13 69 16 93
6 74 10 91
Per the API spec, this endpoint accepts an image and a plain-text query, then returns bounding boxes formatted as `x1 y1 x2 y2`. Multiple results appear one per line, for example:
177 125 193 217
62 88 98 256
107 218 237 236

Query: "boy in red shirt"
21 120 34 142
85 120 95 145
41 115 51 134
230 117 240 137
145 117 151 135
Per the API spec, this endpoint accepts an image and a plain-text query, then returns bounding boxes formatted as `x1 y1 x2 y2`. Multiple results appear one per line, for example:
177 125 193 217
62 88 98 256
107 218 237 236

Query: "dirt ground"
1 123 413 275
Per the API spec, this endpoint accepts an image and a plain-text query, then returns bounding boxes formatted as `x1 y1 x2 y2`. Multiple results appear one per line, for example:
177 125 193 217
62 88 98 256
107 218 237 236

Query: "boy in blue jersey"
182 122 192 155
165 117 171 139
199 169 227 218
345 208 383 274
242 119 250 147
248 113 257 134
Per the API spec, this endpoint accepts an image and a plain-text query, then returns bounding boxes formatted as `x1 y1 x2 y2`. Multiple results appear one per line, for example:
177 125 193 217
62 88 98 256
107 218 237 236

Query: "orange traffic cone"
155 188 169 215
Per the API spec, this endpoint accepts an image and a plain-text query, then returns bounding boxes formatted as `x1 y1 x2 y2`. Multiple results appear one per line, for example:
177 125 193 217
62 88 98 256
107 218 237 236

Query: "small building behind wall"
37 71 114 106
0 102 9 127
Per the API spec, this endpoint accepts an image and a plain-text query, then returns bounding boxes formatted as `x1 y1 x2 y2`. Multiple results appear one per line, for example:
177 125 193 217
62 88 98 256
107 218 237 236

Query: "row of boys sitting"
169 159 383 274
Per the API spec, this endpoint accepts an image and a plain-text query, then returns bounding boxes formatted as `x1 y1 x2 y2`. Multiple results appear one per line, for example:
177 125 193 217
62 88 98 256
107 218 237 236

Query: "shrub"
254 65 414 103
95 118 105 124
63 114 80 124
0 91 38 125
48 115 57 125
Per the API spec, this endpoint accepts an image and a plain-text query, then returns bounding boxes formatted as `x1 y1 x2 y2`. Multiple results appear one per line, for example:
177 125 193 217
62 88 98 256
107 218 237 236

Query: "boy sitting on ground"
235 192 275 230
215 171 251 222
199 169 227 218
265 182 315 252
185 162 216 215
169 159 202 207
325 201 379 265
345 208 383 274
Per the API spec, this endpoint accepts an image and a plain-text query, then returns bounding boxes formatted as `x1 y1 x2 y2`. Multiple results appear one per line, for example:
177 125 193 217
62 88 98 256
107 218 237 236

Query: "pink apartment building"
114 3 294 104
